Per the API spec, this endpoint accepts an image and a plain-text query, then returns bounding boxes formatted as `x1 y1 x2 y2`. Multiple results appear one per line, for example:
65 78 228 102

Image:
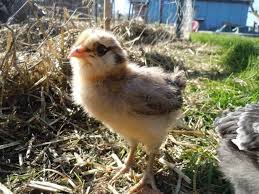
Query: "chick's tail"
170 67 186 90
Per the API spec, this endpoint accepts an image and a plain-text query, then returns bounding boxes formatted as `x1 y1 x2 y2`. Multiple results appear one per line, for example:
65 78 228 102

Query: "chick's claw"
111 144 137 181
128 172 158 194
110 163 131 182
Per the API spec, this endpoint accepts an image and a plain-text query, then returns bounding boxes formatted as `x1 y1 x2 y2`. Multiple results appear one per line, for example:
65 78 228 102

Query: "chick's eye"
96 44 109 56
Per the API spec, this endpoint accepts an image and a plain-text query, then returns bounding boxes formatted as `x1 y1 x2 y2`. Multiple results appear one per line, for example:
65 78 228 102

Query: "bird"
68 29 186 192
215 104 259 194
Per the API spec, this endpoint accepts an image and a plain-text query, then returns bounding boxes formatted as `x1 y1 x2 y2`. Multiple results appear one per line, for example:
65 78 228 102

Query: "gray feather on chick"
123 65 186 115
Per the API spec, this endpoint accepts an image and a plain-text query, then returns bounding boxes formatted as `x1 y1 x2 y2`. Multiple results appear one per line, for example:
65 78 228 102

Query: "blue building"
194 0 252 30
129 0 252 30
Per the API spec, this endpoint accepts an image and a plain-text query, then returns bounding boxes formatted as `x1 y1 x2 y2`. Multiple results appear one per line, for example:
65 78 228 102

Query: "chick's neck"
83 63 129 83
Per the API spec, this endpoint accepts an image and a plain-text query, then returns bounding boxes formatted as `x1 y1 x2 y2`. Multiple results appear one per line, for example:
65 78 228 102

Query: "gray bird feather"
215 104 259 151
215 104 259 194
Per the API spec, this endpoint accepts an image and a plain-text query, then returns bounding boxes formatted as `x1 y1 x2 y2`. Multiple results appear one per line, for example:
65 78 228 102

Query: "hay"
113 21 175 45
0 14 101 193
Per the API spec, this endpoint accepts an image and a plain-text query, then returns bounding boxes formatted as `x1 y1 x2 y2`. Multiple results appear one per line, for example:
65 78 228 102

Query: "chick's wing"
123 76 183 115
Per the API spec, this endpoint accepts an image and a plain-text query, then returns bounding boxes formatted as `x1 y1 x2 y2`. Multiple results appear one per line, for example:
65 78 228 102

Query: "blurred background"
1 0 259 37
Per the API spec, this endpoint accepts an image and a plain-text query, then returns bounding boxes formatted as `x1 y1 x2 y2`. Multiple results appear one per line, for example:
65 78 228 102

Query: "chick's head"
69 29 127 75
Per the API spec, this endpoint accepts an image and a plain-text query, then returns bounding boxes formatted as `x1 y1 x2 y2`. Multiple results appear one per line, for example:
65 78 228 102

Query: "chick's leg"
129 151 158 193
124 143 137 170
111 143 137 181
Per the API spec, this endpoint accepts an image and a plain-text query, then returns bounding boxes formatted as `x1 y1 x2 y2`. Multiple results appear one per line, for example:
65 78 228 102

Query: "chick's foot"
128 171 158 193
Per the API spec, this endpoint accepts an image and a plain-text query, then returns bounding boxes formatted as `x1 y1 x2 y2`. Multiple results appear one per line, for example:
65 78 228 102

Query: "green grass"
192 33 259 72
191 33 259 47
179 33 259 193
206 66 259 109
191 33 259 109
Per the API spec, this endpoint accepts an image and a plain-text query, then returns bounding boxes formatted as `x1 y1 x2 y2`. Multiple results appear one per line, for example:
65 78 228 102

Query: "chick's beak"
68 45 86 59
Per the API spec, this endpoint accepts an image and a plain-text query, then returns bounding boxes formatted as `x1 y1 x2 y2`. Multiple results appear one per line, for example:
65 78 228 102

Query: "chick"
215 104 259 194
68 29 186 192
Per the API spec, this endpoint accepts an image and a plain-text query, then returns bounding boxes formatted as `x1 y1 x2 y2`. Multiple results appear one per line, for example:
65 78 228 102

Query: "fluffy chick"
215 104 259 194
69 29 186 192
